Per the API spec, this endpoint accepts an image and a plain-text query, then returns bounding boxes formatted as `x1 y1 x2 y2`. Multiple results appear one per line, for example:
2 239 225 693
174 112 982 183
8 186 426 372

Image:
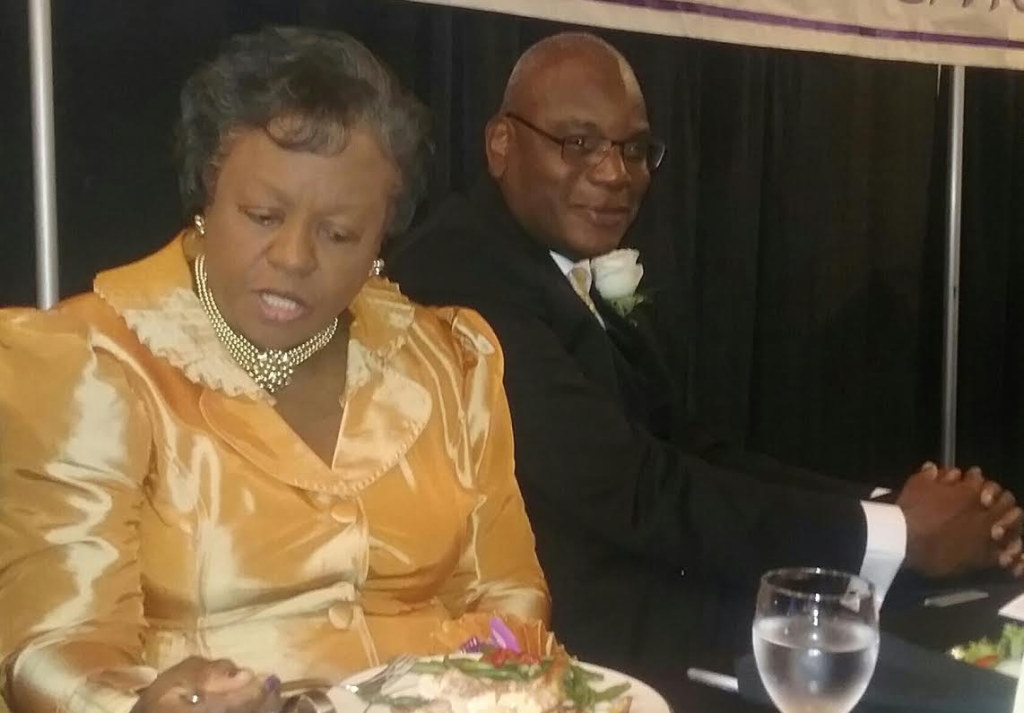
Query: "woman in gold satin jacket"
0 27 549 713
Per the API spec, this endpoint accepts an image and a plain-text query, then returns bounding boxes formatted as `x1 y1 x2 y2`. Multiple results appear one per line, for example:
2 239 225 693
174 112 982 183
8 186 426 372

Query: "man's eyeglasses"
505 112 666 171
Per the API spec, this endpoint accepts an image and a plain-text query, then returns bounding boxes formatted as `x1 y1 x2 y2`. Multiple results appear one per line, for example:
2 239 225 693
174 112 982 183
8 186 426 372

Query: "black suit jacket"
389 180 873 670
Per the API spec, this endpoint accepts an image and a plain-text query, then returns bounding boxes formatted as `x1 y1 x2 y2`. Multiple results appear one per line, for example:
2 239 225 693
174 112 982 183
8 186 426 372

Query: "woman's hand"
132 657 282 713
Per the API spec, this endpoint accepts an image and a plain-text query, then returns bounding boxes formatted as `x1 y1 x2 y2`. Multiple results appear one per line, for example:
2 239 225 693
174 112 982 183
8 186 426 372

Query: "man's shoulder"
389 192 546 314
393 195 480 263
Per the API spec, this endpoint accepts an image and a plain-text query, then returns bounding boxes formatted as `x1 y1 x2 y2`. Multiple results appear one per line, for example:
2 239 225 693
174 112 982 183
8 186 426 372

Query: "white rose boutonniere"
592 248 647 318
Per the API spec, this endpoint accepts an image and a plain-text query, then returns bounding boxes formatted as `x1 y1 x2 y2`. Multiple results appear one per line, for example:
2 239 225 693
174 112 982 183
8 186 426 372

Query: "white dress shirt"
550 251 906 604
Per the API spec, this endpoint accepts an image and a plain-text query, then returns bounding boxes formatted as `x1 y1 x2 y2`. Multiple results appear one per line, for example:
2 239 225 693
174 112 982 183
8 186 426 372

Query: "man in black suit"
389 32 1023 670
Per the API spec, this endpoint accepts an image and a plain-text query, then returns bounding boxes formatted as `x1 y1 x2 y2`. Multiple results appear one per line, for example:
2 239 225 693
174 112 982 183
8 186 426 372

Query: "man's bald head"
500 32 640 114
485 32 656 260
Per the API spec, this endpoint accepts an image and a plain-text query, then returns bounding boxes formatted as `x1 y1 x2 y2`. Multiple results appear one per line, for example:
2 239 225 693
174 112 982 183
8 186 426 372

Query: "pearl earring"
193 214 206 236
370 258 385 277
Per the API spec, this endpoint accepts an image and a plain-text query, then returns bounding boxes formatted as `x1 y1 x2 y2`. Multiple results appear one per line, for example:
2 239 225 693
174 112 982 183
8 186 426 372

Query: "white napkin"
999 593 1024 622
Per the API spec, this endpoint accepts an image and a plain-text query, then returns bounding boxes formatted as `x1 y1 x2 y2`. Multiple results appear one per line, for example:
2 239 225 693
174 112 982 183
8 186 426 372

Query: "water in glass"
752 568 879 713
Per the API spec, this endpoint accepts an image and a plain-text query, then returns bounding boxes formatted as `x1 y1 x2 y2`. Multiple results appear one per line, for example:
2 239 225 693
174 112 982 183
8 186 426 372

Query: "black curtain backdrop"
2 0 1022 491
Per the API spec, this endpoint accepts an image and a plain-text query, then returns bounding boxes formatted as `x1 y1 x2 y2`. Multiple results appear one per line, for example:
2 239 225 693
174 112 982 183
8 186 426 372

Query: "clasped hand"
898 462 1024 578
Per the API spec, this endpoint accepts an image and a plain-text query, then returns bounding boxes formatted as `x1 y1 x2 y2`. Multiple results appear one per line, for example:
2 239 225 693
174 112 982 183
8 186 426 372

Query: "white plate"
996 659 1021 678
326 656 672 713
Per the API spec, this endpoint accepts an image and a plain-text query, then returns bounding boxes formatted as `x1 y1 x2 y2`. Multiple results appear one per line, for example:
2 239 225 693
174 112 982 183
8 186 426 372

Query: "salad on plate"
400 647 632 713
949 622 1024 677
339 617 637 713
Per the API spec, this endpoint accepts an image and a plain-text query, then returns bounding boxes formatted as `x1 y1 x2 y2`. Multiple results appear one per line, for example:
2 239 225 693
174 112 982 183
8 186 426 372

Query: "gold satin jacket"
0 238 550 713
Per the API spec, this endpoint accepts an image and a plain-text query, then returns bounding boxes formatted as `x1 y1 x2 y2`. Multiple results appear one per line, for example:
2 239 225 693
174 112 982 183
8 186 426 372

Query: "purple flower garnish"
488 617 521 653
457 618 523 654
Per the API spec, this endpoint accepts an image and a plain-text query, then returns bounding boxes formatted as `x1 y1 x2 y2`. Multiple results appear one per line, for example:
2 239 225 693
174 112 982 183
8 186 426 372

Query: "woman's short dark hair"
176 26 431 235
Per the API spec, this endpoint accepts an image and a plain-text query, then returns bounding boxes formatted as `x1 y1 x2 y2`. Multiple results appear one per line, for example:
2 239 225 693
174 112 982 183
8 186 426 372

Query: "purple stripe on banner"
593 0 1024 52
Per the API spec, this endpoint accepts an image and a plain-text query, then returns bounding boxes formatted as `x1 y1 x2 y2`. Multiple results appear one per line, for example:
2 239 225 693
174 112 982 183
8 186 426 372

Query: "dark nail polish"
264 675 281 693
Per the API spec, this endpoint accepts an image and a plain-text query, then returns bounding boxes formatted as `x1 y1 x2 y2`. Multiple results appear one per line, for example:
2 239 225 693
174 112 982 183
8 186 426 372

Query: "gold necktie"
568 264 600 318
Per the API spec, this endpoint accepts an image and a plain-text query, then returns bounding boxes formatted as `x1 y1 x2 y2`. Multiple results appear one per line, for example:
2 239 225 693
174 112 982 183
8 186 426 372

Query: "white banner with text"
405 0 1024 70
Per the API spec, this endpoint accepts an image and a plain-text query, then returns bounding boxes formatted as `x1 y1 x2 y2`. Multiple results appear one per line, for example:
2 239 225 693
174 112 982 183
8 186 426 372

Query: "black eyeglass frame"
505 112 666 171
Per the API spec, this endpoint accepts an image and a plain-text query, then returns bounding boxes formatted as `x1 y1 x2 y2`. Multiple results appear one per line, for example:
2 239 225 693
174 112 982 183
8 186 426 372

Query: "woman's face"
200 124 398 351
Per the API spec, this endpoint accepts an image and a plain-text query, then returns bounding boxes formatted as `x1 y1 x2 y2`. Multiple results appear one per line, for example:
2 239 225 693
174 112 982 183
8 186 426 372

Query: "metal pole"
29 0 59 308
940 65 965 467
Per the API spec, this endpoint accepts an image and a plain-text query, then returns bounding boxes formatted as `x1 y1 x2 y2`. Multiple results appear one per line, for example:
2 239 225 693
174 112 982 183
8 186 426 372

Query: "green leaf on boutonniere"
607 293 648 319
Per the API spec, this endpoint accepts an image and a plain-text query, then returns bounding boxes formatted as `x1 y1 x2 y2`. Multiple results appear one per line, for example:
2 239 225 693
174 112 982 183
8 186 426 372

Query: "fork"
342 654 418 700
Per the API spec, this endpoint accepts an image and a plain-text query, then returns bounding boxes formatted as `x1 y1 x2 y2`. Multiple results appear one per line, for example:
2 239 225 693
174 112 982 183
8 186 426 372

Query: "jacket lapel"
544 272 624 402
198 390 332 490
466 182 626 403
595 295 676 437
329 338 432 492
197 337 432 497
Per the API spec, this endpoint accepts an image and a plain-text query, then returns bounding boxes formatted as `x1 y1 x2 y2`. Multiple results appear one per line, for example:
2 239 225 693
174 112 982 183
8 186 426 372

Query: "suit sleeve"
0 309 154 713
682 427 873 499
459 299 868 586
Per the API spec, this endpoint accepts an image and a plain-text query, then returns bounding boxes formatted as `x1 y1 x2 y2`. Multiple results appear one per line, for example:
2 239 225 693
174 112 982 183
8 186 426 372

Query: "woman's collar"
93 234 415 402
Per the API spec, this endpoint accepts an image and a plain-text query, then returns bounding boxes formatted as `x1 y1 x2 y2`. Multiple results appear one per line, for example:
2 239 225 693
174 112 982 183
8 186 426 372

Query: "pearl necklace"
192 254 338 394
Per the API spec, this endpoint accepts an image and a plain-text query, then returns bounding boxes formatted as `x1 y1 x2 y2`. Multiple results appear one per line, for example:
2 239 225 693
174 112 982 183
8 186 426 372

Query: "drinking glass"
752 567 879 713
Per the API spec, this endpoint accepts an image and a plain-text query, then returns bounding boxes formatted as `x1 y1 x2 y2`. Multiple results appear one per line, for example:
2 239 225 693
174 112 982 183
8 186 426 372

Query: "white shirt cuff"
859 500 906 607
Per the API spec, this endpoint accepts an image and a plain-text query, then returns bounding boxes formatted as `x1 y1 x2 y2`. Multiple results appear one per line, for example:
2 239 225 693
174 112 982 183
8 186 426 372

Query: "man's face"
488 52 654 260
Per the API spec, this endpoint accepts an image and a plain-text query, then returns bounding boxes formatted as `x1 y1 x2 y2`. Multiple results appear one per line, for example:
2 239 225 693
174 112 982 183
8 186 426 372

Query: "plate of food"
949 622 1024 678
326 648 671 713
